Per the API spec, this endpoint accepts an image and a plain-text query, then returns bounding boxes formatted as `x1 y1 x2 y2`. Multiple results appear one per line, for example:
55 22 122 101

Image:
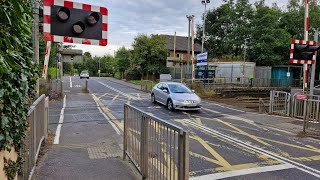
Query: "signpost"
196 52 208 66
296 93 307 100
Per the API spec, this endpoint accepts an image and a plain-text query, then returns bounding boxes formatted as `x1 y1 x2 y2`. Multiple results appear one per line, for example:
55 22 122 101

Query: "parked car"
80 71 89 79
151 82 201 111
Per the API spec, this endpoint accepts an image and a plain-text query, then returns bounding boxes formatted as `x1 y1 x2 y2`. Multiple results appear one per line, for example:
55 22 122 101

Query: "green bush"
126 69 141 81
47 67 60 79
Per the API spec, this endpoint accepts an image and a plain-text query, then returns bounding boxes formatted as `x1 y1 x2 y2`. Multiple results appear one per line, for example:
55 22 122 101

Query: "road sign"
43 0 108 46
197 52 208 66
290 39 318 64
296 93 307 100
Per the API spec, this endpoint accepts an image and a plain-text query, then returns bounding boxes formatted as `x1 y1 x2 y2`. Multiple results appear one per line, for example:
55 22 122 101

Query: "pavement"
32 77 141 180
34 76 320 180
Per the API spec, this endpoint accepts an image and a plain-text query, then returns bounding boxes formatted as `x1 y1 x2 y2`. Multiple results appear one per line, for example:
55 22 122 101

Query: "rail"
20 95 49 180
123 104 189 180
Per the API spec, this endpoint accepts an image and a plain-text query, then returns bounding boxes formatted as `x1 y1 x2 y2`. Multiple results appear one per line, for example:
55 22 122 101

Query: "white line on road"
210 102 245 113
184 120 320 178
53 95 66 145
92 94 121 135
191 164 295 180
69 77 72 88
94 79 138 100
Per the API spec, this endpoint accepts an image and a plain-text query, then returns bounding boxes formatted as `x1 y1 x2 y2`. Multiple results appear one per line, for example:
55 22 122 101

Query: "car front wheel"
167 99 174 111
151 93 156 103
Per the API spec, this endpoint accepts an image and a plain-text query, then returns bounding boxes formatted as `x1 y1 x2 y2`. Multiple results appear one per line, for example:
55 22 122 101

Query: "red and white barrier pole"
303 0 309 92
42 41 52 79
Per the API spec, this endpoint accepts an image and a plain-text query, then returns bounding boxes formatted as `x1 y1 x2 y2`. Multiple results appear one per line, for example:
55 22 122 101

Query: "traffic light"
290 40 320 64
51 5 102 39
43 0 108 46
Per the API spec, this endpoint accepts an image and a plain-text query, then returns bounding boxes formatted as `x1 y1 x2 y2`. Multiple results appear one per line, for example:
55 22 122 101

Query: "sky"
67 0 288 57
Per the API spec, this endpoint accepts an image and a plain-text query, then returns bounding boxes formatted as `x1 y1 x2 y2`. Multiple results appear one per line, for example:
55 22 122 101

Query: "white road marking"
75 85 81 88
94 79 138 100
191 164 295 180
92 94 121 135
53 95 66 144
69 77 72 88
210 102 245 113
99 93 109 99
184 120 320 178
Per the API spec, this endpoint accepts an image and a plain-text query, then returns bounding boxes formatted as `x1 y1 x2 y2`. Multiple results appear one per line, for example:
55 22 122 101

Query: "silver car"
151 82 201 111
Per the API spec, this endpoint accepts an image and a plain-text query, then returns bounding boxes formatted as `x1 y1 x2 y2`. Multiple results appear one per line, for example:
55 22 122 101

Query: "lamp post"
201 0 210 53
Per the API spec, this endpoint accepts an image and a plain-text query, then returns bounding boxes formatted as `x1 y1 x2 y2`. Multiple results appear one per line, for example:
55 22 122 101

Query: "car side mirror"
192 90 195 93
162 89 168 93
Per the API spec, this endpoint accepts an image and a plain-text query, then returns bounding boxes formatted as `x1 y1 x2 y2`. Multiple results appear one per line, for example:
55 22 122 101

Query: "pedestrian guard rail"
20 95 49 180
267 91 320 133
123 104 189 180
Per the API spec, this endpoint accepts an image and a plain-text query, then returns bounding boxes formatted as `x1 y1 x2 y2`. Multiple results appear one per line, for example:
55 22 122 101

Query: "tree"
0 0 38 178
197 0 236 58
115 47 131 79
131 34 168 80
247 1 291 66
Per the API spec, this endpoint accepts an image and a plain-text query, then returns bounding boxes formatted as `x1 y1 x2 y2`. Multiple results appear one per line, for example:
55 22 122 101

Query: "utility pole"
310 30 318 95
242 40 247 80
303 0 309 92
191 15 195 83
186 15 192 75
99 58 101 77
33 1 40 96
201 0 210 53
174 32 176 57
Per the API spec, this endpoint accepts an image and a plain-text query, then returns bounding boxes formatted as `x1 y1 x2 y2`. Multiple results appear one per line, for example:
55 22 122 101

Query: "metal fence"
123 104 189 180
188 78 303 88
20 95 49 180
140 80 157 93
269 91 291 116
290 94 320 133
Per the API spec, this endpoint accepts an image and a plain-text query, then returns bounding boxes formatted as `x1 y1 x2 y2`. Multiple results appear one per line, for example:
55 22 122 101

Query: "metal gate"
269 91 291 116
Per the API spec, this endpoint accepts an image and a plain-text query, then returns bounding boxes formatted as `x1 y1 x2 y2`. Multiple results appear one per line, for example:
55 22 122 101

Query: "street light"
201 0 210 53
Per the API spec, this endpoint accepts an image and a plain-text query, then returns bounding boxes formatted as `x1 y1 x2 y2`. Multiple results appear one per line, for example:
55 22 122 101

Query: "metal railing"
259 98 269 114
140 80 157 93
20 95 49 180
269 91 291 116
123 104 189 180
192 78 303 88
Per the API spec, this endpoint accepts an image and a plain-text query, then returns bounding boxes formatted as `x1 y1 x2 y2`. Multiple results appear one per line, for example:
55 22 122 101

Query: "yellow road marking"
112 94 119 101
189 160 282 175
92 94 124 131
292 155 320 161
191 114 271 146
191 136 231 167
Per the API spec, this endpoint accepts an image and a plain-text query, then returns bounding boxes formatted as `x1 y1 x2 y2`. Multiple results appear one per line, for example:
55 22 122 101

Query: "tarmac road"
60 76 320 179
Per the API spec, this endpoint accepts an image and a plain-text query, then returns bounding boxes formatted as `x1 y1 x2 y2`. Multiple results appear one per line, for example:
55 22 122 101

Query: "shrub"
126 69 141 81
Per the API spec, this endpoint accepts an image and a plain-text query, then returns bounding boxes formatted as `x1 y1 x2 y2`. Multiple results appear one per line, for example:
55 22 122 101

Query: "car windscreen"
81 72 89 75
168 84 192 93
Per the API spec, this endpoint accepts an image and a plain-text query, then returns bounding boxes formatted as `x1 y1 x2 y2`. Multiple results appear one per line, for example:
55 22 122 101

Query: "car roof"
160 82 184 85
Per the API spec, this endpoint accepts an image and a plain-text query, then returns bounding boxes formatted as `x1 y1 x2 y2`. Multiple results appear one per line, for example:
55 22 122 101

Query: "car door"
159 84 170 104
154 83 163 102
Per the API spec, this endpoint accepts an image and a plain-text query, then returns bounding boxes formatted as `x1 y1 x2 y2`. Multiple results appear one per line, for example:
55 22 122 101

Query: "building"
163 35 202 79
163 35 202 60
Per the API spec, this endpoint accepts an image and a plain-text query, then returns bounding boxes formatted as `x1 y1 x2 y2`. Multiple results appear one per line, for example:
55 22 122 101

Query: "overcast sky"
68 0 288 57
